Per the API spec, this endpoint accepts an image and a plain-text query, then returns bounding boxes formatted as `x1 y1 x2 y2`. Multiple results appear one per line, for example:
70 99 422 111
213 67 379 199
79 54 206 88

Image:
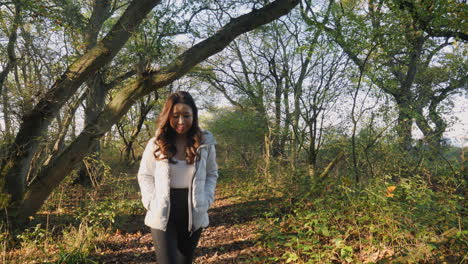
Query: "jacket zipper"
166 160 170 232
188 147 201 236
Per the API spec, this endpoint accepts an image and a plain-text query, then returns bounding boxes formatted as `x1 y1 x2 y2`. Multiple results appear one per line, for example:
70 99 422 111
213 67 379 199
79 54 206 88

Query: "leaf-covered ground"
90 178 274 263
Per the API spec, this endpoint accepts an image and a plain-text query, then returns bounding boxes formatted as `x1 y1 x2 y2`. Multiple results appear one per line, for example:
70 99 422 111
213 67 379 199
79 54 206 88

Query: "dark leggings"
151 188 202 264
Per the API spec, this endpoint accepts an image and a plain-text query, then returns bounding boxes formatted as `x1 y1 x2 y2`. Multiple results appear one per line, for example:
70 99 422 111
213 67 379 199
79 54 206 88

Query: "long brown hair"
153 91 201 164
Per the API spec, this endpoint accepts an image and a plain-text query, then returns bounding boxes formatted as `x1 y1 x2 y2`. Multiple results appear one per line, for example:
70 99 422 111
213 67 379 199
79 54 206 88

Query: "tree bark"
396 103 413 151
282 82 291 153
269 57 284 157
0 0 20 97
2 84 12 140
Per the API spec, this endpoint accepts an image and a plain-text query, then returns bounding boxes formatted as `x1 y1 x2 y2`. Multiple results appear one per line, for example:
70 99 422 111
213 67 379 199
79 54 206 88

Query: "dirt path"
92 181 274 263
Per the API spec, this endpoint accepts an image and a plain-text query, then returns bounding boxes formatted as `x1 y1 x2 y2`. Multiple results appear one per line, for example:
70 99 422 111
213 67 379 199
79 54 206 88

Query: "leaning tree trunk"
10 0 300 227
2 0 162 206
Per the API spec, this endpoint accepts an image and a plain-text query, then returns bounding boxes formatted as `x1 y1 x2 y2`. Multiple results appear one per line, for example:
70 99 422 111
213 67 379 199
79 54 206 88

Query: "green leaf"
285 252 299 263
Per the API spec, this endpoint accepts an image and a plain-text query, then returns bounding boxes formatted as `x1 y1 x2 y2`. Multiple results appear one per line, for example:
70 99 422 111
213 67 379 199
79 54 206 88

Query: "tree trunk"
281 84 290 155
2 85 12 140
318 151 345 181
396 104 413 151
0 1 20 97
71 115 76 141
76 74 107 186
308 120 318 168
268 54 284 157
272 71 283 157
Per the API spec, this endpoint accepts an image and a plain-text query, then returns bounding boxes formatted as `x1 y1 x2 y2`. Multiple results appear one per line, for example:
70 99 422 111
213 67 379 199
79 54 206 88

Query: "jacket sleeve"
137 139 156 210
204 144 219 208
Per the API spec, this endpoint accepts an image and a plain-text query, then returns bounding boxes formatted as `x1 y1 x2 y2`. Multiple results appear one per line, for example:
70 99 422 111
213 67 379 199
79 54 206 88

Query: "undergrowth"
250 172 466 264
0 166 143 264
1 148 466 264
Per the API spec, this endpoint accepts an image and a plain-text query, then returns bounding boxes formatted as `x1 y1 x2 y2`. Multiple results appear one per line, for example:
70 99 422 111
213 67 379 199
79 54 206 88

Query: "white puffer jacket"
137 130 218 232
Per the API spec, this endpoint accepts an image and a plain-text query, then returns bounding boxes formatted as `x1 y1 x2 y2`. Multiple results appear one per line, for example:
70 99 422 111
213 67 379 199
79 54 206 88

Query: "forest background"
0 0 466 263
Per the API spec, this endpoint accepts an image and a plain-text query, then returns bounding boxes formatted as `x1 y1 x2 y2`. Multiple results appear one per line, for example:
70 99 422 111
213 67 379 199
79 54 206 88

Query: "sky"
441 95 467 146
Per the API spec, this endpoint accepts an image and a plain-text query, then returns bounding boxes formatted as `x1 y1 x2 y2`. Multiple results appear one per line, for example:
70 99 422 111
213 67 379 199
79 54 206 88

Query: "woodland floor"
90 177 278 264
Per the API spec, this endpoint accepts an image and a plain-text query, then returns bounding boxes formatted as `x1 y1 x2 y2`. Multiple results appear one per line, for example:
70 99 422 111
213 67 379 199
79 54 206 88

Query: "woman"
137 91 218 264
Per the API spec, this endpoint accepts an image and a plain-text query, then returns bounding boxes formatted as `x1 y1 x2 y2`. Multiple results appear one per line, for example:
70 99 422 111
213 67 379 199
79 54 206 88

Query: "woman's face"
170 103 193 135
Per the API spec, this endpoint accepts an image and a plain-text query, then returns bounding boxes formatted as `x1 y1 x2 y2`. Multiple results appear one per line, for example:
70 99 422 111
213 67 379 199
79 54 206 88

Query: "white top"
169 159 194 188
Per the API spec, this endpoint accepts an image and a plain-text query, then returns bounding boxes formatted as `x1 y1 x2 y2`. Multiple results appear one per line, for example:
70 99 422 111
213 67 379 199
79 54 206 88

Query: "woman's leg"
151 188 203 264
151 225 202 264
170 188 203 263
151 223 185 264
177 227 203 263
